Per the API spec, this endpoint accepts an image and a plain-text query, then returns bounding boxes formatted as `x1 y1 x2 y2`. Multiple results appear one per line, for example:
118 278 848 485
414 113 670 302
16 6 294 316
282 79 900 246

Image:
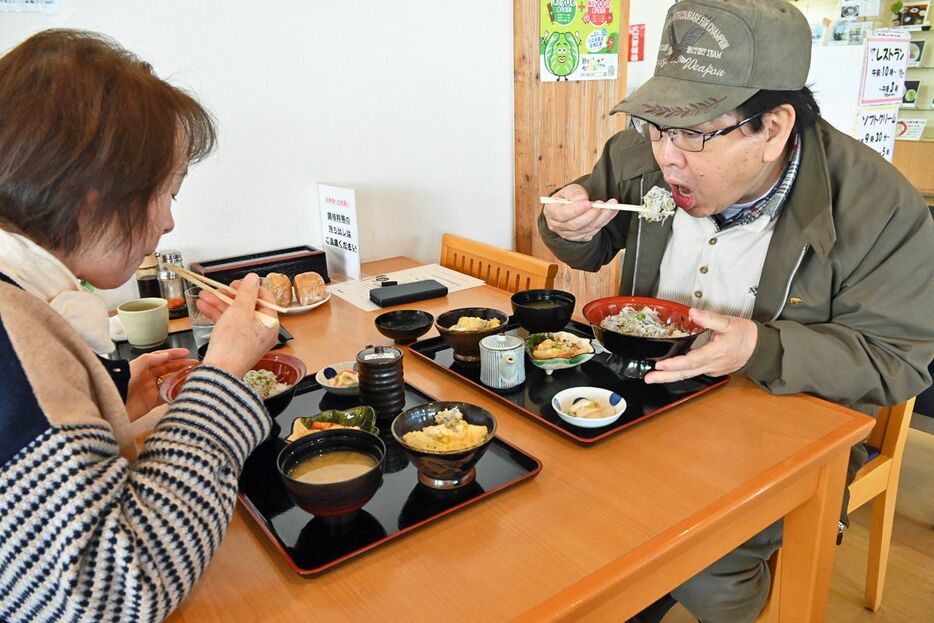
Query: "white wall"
626 0 675 94
1 0 515 306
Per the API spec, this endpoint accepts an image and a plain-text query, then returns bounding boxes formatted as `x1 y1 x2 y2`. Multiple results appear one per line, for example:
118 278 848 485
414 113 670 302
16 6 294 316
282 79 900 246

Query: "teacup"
117 297 169 349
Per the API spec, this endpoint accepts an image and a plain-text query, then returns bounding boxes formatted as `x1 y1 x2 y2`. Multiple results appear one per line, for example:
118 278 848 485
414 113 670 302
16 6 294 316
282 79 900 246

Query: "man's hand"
644 308 758 384
542 183 618 242
126 348 197 421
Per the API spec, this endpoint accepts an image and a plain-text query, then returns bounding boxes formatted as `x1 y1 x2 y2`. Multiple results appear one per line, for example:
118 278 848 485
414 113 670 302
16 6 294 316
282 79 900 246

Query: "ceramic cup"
117 297 169 349
479 334 525 390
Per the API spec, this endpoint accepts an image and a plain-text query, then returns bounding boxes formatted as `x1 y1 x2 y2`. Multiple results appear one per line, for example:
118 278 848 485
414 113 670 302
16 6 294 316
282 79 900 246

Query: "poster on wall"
317 184 361 280
901 79 922 106
909 40 926 66
855 105 899 160
859 31 911 105
0 0 56 11
899 2 929 27
540 0 621 82
895 118 927 140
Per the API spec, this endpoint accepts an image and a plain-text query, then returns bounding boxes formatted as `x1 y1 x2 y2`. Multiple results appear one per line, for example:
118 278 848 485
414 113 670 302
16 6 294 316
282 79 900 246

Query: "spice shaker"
356 345 405 421
158 268 187 318
135 254 160 299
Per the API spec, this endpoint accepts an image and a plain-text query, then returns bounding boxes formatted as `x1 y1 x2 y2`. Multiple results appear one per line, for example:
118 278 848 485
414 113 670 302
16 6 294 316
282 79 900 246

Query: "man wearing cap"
539 0 934 621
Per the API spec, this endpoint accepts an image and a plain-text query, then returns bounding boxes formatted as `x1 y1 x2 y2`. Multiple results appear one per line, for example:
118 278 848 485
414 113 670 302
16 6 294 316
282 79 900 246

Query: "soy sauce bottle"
135 254 161 298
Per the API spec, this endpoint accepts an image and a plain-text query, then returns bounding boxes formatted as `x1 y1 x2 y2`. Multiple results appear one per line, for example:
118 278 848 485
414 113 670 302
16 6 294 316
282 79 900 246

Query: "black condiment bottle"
135 254 161 298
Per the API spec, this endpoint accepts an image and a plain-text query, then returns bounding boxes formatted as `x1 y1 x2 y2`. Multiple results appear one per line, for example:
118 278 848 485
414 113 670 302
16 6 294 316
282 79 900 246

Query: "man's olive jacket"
539 118 934 412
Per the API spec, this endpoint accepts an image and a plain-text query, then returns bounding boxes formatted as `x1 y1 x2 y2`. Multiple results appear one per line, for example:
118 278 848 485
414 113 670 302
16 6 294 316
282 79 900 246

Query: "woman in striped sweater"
0 30 280 622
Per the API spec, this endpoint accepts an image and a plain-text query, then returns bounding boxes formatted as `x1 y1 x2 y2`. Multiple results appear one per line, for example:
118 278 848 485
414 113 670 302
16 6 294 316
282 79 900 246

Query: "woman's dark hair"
0 29 216 254
738 86 821 137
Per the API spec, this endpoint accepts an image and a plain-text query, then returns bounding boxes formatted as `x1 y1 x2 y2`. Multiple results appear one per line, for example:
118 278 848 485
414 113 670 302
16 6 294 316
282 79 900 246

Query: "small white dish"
551 386 626 428
280 292 331 315
314 360 359 395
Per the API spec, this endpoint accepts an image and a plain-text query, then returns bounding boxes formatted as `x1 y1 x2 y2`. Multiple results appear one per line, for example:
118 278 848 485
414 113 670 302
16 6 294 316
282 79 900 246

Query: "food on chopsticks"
449 316 502 332
600 305 695 338
264 272 293 307
322 369 359 388
243 369 290 399
531 331 594 360
640 186 676 223
402 406 489 452
561 397 616 419
295 271 327 305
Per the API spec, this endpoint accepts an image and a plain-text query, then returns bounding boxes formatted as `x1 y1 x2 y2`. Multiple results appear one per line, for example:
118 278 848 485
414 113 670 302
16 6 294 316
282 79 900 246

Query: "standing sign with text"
317 184 361 280
859 32 911 105
855 105 899 159
540 0 621 82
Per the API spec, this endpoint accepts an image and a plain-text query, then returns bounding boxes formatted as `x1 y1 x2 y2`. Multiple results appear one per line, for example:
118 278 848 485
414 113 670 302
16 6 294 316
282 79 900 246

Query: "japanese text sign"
317 184 361 280
859 32 911 105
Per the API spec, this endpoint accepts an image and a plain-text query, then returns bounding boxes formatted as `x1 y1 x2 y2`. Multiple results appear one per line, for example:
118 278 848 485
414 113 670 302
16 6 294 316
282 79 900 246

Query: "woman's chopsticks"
167 264 283 328
539 196 649 213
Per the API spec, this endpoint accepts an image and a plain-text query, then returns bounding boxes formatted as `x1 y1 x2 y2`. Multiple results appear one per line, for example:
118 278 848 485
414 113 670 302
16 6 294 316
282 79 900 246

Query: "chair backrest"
440 233 558 293
864 398 915 458
847 396 915 513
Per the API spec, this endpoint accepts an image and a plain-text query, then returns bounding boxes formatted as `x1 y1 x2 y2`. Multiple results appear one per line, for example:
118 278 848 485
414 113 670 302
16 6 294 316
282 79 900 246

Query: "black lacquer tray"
112 326 292 361
408 320 729 444
238 378 542 576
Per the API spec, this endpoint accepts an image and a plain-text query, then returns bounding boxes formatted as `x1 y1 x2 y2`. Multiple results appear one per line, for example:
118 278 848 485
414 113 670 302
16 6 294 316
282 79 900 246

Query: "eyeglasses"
630 113 763 153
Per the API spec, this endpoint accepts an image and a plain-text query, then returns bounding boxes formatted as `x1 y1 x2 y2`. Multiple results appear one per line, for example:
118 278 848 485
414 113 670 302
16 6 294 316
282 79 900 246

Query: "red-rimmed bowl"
160 351 307 418
582 296 705 378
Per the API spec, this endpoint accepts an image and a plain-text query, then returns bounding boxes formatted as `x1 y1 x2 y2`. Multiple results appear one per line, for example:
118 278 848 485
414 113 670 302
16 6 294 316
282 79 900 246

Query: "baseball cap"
611 0 811 127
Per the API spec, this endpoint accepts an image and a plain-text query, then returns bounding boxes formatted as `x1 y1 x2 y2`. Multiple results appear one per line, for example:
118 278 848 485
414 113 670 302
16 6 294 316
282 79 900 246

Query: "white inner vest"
655 208 776 319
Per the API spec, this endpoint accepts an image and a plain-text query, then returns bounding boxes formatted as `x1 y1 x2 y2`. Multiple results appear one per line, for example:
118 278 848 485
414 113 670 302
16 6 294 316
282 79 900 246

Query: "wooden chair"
755 397 916 620
845 396 916 610
440 233 557 293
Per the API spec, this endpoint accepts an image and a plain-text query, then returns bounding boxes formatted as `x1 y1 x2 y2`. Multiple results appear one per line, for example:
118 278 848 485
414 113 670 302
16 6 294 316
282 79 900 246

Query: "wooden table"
165 257 873 623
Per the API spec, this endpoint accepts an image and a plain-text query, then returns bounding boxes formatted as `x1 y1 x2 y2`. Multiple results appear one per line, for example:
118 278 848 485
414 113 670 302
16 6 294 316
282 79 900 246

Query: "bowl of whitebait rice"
582 296 705 379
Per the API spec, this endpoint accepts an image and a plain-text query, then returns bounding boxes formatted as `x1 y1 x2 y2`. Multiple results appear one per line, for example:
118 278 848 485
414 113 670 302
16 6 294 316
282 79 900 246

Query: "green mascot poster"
540 0 621 82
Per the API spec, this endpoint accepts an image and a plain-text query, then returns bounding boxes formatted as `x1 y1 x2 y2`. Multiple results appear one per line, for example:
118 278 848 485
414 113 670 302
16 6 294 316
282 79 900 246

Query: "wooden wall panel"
892 140 934 200
514 1 630 318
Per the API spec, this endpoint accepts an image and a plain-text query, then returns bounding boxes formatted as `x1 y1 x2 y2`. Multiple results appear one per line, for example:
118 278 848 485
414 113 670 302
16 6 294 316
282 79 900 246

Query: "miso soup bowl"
277 429 386 518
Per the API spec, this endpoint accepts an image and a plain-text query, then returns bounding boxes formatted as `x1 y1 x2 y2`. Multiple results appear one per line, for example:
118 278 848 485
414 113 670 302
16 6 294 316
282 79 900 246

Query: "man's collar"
783 119 836 258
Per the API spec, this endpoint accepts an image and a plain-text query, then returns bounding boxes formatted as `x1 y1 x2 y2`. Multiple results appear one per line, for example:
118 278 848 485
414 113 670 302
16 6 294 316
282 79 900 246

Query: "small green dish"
287 405 378 442
524 332 596 376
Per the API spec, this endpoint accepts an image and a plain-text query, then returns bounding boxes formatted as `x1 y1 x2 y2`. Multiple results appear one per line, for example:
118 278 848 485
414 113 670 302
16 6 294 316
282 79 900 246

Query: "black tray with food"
112 326 292 360
407 319 729 444
237 377 542 576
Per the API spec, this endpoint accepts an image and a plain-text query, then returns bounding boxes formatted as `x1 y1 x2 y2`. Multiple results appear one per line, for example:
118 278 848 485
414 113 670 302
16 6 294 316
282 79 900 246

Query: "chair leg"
865 489 897 611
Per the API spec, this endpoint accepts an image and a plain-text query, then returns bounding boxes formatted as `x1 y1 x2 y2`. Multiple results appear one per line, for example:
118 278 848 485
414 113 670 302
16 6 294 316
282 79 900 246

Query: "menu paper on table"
328 264 485 312
318 184 361 280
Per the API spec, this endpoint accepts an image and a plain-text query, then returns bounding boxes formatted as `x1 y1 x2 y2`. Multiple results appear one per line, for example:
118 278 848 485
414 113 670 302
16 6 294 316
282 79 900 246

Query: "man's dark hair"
738 86 821 136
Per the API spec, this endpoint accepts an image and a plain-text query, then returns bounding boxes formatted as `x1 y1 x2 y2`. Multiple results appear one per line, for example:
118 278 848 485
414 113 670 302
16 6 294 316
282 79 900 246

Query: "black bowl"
435 308 510 363
374 310 435 344
391 401 496 489
277 429 386 519
582 296 706 379
511 289 575 333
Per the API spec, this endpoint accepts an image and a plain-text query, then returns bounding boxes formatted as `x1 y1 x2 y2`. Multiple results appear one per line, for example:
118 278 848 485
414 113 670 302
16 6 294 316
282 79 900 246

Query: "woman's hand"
542 183 617 242
198 273 280 378
126 348 195 421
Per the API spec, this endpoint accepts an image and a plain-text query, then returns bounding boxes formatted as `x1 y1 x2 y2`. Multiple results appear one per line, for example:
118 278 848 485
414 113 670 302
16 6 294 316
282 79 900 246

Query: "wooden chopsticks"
539 196 649 213
167 264 282 327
